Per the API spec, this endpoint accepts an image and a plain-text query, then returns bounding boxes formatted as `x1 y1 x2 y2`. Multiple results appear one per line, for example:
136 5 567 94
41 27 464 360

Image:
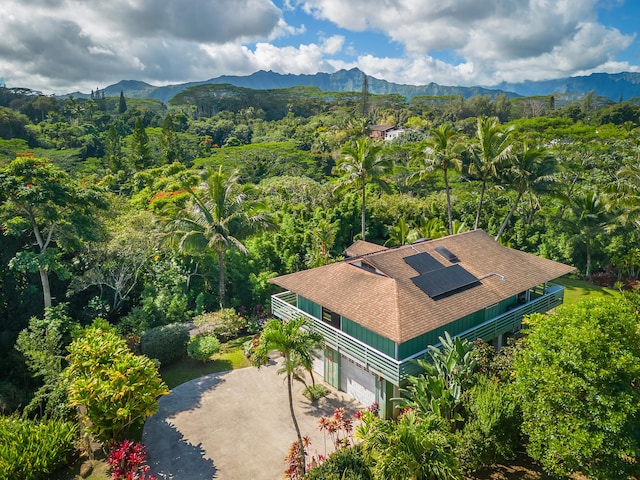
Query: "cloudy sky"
1 0 638 94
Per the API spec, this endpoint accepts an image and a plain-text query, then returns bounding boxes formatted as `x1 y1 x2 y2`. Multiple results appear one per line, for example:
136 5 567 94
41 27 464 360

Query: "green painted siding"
485 296 517 321
398 296 517 359
298 293 519 362
342 318 396 358
297 296 321 319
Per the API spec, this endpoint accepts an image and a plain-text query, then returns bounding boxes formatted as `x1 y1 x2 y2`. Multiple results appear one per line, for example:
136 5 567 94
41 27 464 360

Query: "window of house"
322 307 341 329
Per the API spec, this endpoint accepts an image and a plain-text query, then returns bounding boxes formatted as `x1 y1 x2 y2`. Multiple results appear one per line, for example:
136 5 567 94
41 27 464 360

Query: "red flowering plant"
107 440 158 480
318 407 354 450
284 436 310 480
354 402 379 420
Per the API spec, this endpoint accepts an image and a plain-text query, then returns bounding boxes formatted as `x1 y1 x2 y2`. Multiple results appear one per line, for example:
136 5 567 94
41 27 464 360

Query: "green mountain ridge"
70 68 640 104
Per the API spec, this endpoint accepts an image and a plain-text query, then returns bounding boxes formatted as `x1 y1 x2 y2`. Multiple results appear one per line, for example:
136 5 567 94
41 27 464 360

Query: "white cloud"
0 0 285 92
0 0 636 94
295 0 636 85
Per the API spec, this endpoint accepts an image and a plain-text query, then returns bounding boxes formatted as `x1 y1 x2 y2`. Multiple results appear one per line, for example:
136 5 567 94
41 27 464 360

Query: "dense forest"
1 82 640 479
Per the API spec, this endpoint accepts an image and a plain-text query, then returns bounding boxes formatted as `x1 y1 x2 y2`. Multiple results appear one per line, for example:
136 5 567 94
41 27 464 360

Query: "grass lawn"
160 334 253 389
554 276 621 307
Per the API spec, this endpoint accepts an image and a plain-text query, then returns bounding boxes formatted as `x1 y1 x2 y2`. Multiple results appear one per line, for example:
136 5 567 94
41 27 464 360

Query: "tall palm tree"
254 318 323 476
494 142 556 242
469 116 514 230
409 123 463 235
310 217 339 267
163 166 269 306
609 162 640 227
564 190 609 277
334 137 391 240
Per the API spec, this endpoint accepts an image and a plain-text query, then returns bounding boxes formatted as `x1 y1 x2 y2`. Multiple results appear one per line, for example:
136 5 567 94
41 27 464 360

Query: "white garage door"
340 355 376 408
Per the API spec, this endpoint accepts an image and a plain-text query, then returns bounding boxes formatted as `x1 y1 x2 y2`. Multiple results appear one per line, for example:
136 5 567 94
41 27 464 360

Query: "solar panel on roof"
411 264 479 298
435 246 459 263
404 252 443 274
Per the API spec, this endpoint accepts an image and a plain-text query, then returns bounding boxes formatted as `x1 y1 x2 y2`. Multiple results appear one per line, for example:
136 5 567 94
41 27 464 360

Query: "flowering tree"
0 156 106 308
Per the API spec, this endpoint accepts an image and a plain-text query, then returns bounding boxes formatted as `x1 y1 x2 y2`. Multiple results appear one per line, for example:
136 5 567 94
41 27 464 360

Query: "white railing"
271 284 565 384
271 291 401 383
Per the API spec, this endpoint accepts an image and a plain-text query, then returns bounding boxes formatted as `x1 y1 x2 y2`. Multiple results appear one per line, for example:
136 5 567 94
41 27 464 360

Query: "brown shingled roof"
344 240 388 257
270 230 575 344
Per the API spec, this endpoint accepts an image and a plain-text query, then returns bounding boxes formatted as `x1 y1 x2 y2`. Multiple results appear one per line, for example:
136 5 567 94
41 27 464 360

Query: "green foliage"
0 156 107 307
304 445 372 480
396 332 476 424
187 335 221 362
0 106 30 140
194 141 326 183
355 410 461 480
455 376 520 472
14 304 79 419
69 206 157 317
65 320 169 443
302 384 330 402
193 308 246 342
140 323 190 366
0 415 78 480
514 298 640 479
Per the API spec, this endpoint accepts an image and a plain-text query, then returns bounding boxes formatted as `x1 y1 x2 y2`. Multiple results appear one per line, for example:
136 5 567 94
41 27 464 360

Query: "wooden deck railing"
271 284 565 384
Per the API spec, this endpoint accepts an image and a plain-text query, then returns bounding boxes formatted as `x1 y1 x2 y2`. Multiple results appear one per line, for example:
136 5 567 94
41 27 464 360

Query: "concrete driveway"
143 354 362 480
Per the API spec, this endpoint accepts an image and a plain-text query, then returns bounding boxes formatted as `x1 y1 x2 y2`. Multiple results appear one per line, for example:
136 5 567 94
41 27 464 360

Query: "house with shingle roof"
270 229 574 417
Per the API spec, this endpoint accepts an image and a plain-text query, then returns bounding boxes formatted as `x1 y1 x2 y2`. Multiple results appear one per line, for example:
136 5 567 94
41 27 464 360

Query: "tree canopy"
514 297 640 479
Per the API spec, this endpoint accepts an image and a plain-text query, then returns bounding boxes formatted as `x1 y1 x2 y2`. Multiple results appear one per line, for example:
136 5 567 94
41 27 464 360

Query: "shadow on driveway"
143 360 361 480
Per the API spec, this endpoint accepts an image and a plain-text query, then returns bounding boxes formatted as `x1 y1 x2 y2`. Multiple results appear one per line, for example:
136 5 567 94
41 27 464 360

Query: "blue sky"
0 0 638 94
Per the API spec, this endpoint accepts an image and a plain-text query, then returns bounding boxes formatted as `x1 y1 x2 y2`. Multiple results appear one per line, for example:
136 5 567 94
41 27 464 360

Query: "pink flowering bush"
107 440 158 480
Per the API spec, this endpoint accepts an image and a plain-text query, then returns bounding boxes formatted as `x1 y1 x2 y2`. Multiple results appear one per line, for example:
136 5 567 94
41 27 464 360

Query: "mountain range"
79 68 640 104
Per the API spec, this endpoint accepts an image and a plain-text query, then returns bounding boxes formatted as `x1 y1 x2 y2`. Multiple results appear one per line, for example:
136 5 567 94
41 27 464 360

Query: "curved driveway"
143 355 362 480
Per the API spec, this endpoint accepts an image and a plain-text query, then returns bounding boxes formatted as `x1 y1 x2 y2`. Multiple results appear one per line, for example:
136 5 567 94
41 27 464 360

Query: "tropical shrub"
355 410 460 480
304 445 371 480
395 332 476 424
140 323 190 366
187 335 221 362
455 375 520 472
0 416 77 480
302 384 330 402
65 320 169 444
14 304 79 420
193 307 246 342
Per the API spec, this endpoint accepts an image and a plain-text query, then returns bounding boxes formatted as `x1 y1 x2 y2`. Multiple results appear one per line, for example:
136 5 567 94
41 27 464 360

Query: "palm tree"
254 318 323 476
563 190 609 277
334 137 392 240
494 142 556 242
409 124 463 235
309 217 339 267
163 166 269 306
469 116 514 230
609 162 640 227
